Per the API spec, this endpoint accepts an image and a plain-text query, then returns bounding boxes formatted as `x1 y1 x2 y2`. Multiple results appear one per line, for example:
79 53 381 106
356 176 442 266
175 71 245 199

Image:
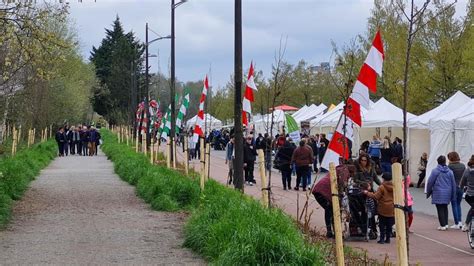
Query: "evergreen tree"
90 16 144 124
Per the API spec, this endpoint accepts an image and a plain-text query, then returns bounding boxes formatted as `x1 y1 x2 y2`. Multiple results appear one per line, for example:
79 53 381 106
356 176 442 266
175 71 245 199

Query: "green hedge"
0 140 57 227
101 130 325 265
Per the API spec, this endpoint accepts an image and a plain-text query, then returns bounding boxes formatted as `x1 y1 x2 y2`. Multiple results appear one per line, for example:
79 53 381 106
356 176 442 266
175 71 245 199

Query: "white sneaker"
462 224 469 232
440 226 448 231
449 224 460 229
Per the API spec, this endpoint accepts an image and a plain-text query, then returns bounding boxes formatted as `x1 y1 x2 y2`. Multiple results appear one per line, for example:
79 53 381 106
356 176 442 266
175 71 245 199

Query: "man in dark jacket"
292 140 314 191
88 127 98 156
55 127 66 157
275 140 295 190
80 126 89 156
243 136 257 185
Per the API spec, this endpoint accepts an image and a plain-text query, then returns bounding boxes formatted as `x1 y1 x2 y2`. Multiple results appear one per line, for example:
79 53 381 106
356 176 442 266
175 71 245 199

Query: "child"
364 172 394 244
403 173 414 232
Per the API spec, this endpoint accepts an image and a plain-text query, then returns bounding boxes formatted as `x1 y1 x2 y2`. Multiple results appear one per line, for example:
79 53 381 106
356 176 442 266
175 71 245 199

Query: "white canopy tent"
186 114 223 130
427 99 474 177
291 105 309 120
253 110 285 136
294 104 327 122
408 91 471 129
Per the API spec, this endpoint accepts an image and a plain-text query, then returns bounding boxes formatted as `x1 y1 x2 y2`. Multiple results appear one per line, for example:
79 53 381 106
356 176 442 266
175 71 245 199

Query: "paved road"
169 145 474 265
0 150 203 265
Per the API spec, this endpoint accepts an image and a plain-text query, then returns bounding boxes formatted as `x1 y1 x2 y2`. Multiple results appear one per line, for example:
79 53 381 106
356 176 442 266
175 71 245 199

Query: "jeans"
417 170 426 188
314 192 333 234
381 162 392 174
465 195 474 225
436 204 449 227
452 187 463 224
264 151 272 171
281 170 291 189
82 141 88 156
296 165 309 190
378 215 395 242
306 167 312 187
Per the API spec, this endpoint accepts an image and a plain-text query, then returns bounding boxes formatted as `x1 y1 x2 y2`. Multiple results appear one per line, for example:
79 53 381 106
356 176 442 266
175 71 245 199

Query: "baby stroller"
344 181 378 241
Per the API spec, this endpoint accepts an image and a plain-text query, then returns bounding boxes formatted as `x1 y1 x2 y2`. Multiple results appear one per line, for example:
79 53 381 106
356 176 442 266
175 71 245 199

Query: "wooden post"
257 149 269 208
200 138 205 190
33 128 36 144
11 127 17 155
17 125 22 144
49 125 52 139
45 128 48 142
205 143 211 180
126 128 130 146
184 136 189 175
329 162 344 266
392 163 408 266
135 130 139 152
166 141 171 168
150 139 155 164
27 129 31 148
173 139 178 169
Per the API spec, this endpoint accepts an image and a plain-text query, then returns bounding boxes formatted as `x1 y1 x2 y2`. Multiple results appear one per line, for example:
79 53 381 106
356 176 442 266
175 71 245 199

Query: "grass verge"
0 140 56 227
101 129 326 265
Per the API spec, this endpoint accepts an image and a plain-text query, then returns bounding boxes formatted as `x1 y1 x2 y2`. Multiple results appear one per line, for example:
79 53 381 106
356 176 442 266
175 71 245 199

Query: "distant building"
310 62 331 74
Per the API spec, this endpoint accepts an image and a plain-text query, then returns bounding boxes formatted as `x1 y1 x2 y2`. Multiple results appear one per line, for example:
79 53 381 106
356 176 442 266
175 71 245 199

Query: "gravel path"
0 150 204 265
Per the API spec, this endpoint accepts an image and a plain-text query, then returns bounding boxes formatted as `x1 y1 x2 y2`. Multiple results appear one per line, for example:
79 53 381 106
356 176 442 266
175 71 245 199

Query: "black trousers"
70 141 76 154
244 161 255 183
465 195 474 224
378 215 395 241
57 142 64 156
417 170 426 188
435 204 449 227
281 170 291 189
82 141 88 156
314 192 333 233
77 141 82 155
296 165 309 189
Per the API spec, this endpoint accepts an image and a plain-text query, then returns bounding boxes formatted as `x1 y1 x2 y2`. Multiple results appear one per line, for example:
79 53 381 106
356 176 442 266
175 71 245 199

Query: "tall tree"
90 16 144 125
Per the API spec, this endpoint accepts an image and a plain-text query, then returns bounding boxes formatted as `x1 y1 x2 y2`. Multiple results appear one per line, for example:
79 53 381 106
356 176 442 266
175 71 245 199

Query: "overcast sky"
68 0 469 88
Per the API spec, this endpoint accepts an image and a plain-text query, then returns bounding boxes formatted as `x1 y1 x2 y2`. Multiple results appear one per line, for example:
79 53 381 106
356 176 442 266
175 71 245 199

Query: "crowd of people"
55 125 101 157
214 129 473 244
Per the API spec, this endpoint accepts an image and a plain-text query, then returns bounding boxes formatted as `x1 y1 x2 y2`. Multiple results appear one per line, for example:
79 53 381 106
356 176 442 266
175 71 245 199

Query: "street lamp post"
145 23 171 149
170 0 187 165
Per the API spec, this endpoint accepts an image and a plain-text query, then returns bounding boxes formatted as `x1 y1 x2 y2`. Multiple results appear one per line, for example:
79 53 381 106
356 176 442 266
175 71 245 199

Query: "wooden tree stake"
257 149 269 208
184 136 189 175
329 162 344 266
200 138 205 190
392 163 408 266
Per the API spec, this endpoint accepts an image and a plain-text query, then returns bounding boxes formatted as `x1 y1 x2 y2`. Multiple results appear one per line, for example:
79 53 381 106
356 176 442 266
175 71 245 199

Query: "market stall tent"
253 110 286 136
291 105 309 119
186 114 223 130
294 104 327 122
426 99 474 178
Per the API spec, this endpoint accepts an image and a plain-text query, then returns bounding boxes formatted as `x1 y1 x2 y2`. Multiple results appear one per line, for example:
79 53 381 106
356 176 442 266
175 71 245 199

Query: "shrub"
101 130 325 265
0 140 56 227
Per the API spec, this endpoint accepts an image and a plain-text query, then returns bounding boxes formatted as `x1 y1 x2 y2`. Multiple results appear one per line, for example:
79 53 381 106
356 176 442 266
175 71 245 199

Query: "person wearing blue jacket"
426 155 457 231
368 136 381 166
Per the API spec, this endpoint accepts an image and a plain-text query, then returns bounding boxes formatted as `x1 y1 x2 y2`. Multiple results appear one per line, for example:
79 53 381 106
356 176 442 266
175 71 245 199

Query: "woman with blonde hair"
380 138 393 173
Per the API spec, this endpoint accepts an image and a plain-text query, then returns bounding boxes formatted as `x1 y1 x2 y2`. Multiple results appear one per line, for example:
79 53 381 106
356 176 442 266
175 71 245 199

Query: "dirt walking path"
0 150 203 265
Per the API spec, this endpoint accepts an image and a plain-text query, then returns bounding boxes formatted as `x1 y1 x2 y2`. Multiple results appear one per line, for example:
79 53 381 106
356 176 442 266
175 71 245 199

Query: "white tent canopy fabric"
362 97 416 128
253 110 286 136
186 114 223 130
408 91 471 129
427 99 474 177
291 105 309 119
294 104 327 122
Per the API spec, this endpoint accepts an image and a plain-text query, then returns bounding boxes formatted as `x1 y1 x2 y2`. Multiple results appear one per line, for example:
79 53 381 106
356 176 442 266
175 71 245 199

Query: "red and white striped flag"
242 62 257 126
321 31 384 169
192 75 209 143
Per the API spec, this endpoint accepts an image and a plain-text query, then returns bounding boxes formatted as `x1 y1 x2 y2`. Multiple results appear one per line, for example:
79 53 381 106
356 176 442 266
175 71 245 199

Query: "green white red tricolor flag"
321 30 384 169
192 76 209 143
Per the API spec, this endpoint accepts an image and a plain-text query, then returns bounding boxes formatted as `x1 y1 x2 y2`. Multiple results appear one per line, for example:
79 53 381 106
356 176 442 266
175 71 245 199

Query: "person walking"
292 140 314 191
426 155 457 231
55 127 66 157
447 151 466 229
392 137 403 163
95 129 101 155
80 126 89 156
461 155 474 232
225 136 235 185
70 126 80 155
63 126 70 156
243 136 257 185
380 138 393 173
417 152 428 188
364 172 394 244
88 127 98 156
263 133 272 172
275 140 295 190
